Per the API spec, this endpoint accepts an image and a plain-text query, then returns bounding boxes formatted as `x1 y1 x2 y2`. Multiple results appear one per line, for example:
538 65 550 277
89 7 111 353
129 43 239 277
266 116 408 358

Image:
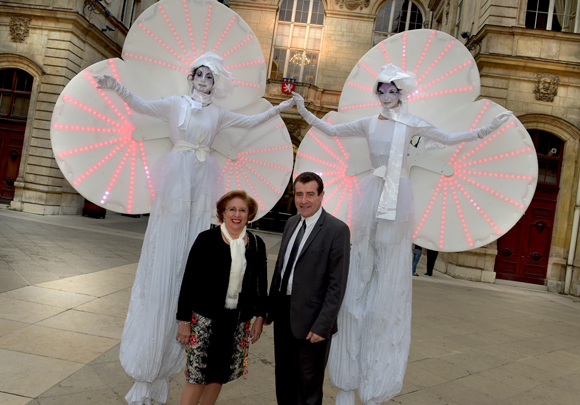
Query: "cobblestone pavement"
0 208 579 405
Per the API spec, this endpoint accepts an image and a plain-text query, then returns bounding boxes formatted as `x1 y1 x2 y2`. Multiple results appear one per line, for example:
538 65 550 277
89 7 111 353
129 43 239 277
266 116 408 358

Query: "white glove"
277 97 295 112
476 111 512 138
93 74 131 100
292 92 305 111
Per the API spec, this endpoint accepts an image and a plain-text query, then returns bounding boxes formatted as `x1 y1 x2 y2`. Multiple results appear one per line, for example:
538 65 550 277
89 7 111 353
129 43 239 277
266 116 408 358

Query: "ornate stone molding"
445 0 450 24
335 0 370 11
10 17 31 43
533 72 559 102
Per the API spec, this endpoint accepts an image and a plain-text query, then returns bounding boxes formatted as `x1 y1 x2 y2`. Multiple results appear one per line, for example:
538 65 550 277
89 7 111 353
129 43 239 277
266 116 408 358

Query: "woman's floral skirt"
185 311 251 384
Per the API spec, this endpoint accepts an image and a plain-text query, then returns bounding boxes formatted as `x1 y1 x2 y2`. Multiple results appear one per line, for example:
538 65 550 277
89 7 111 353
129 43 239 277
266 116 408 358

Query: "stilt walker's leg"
329 235 376 404
357 222 413 405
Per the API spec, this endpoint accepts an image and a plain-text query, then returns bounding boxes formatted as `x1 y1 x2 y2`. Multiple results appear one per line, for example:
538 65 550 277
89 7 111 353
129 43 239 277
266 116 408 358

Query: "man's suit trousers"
273 296 331 405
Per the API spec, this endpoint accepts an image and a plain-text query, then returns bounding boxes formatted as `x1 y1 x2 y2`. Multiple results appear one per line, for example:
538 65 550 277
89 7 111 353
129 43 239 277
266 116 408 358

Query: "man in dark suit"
267 172 350 405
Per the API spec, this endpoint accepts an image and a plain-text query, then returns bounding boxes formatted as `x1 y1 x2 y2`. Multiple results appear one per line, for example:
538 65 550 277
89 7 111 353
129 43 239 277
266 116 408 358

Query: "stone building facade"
0 0 156 214
2 0 579 296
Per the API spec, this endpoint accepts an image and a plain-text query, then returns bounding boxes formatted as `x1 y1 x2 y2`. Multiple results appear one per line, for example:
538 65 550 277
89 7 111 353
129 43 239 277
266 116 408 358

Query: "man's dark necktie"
280 220 307 294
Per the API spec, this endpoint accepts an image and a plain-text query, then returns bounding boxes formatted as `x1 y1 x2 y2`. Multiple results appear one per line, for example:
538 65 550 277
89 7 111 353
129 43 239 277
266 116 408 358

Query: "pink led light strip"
74 138 131 186
455 173 525 209
340 102 381 111
297 152 344 170
108 59 132 117
239 159 281 194
224 60 266 70
453 177 503 233
357 61 378 78
62 94 123 129
450 182 474 247
408 86 474 102
127 143 136 213
213 16 236 53
308 131 347 168
415 61 472 94
346 82 373 92
416 40 455 85
401 32 407 71
158 6 189 63
379 42 390 64
137 23 188 66
183 0 197 60
413 31 435 76
138 140 156 199
222 34 255 59
202 4 212 55
57 136 128 158
241 157 291 171
124 53 189 73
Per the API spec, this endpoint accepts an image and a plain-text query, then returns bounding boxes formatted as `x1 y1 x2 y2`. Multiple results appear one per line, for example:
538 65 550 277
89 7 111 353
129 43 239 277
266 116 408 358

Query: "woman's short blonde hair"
216 190 258 223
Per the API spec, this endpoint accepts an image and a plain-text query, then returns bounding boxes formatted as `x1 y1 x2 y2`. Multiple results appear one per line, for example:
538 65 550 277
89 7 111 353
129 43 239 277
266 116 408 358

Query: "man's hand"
306 331 325 343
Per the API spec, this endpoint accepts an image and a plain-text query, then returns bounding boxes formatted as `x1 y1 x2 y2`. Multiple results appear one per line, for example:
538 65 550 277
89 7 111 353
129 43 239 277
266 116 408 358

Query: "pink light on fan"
138 140 156 199
62 94 123 128
74 137 132 186
182 0 197 59
308 131 348 167
127 143 137 213
339 102 381 111
239 159 282 194
416 39 455 84
401 32 407 71
237 165 266 211
415 61 472 94
137 22 188 66
201 3 212 54
379 42 390 64
124 53 189 73
57 136 128 158
346 82 373 92
224 60 265 70
222 34 255 59
450 182 473 247
212 16 236 53
407 86 474 102
109 59 132 116
242 157 291 171
413 31 435 75
232 80 260 88
357 61 378 78
296 152 344 170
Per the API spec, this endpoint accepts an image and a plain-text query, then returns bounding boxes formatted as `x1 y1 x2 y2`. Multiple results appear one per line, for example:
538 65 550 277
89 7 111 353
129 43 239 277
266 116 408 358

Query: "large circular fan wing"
122 0 266 110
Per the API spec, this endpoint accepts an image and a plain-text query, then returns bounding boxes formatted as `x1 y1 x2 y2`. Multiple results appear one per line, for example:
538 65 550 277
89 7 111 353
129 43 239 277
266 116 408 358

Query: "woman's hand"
93 74 118 90
277 98 295 112
490 111 512 130
250 317 264 344
176 322 191 345
291 92 305 110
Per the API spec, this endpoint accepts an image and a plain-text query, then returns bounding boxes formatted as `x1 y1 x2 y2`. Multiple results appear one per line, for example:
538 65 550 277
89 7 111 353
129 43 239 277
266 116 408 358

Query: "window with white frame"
454 0 463 38
525 0 579 32
373 0 424 46
270 0 325 84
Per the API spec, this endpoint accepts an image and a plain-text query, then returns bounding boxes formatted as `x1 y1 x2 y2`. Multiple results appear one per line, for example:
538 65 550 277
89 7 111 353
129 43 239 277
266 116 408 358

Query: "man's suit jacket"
269 208 350 340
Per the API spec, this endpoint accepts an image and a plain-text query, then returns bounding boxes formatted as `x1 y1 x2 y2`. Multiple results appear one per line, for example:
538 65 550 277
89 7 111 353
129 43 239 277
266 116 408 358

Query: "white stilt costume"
292 30 538 405
49 1 294 403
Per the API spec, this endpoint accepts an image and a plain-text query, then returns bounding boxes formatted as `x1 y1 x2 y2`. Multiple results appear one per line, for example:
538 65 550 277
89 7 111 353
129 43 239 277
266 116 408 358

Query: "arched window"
0 68 33 203
525 0 580 32
373 0 424 46
270 0 325 84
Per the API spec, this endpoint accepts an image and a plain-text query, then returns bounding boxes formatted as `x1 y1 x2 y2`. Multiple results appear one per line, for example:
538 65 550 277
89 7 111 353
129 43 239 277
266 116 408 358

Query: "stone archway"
505 114 580 289
0 55 44 206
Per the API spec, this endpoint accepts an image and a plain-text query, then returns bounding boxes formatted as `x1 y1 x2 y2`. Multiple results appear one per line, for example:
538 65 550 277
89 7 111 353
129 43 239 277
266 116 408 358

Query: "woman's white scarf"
178 90 212 130
221 223 247 309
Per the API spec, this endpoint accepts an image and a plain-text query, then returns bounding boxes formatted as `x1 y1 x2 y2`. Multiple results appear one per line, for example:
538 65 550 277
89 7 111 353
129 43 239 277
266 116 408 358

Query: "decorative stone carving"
335 0 370 11
445 0 450 24
10 17 31 43
533 73 559 102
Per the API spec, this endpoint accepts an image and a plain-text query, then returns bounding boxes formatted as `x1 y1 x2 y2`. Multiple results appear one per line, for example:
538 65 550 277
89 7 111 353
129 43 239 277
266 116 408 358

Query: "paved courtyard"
0 207 579 405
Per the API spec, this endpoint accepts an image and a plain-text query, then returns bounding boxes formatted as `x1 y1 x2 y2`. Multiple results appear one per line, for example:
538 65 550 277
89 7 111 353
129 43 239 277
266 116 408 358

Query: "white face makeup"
377 82 401 109
192 66 214 94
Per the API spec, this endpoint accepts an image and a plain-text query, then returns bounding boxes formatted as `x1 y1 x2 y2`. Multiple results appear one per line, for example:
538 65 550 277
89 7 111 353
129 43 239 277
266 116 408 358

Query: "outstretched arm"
292 92 366 138
418 111 512 146
218 98 295 129
93 75 171 121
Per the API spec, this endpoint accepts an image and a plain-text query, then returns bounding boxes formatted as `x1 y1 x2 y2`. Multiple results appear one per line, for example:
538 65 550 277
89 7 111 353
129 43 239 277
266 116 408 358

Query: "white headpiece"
189 52 235 99
373 64 417 96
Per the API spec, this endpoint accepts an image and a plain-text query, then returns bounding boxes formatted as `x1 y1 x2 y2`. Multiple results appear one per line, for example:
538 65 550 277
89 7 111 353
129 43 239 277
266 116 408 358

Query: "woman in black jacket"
175 190 267 405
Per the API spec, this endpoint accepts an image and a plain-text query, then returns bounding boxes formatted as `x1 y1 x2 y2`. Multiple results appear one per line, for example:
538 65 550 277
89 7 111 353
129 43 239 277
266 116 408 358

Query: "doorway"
0 68 32 204
494 130 562 285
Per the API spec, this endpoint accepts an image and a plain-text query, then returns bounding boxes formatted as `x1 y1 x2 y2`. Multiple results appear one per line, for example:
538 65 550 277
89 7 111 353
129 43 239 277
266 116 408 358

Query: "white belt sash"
172 136 210 162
